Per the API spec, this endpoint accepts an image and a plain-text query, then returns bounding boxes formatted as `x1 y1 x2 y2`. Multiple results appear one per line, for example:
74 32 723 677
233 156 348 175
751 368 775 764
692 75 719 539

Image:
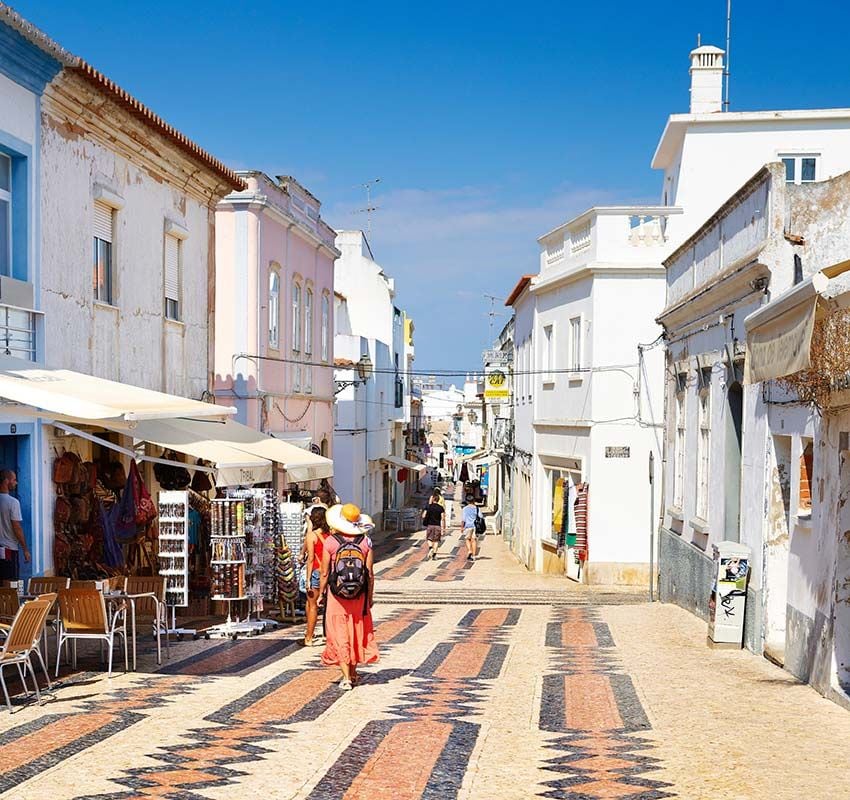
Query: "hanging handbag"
53 451 75 484
54 494 72 524
128 460 157 526
190 459 214 493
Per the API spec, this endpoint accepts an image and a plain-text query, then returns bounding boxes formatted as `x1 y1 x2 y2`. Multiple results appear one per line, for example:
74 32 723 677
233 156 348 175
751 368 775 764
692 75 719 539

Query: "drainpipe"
655 336 671 602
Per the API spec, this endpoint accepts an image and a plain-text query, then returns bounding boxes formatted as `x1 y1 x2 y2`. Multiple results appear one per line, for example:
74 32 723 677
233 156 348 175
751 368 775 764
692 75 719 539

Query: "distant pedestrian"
461 495 480 562
421 493 446 560
319 503 379 690
301 507 331 647
0 470 27 581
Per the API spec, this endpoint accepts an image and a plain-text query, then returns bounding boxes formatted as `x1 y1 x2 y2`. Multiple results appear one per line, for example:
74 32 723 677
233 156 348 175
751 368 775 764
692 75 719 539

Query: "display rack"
277 502 303 622
206 497 265 639
157 490 196 638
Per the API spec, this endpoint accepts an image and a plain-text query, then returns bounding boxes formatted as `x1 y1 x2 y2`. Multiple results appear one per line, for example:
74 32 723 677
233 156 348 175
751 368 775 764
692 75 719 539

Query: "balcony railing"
0 304 37 361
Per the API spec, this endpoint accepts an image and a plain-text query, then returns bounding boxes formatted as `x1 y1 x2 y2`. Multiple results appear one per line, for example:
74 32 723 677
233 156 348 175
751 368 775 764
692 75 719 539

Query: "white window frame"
268 269 280 349
542 324 554 384
321 292 330 362
93 201 115 305
569 316 582 372
674 378 687 508
696 369 711 521
164 234 181 321
305 287 313 355
0 154 11 277
292 279 302 353
779 152 820 185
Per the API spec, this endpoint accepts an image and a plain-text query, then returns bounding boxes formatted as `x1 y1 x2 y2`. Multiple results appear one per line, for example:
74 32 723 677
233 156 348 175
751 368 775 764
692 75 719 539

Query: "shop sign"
484 366 510 400
483 349 511 365
605 446 630 459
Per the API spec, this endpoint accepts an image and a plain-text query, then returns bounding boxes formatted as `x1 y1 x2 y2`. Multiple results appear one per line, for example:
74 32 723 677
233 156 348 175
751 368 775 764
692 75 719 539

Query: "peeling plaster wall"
40 82 222 402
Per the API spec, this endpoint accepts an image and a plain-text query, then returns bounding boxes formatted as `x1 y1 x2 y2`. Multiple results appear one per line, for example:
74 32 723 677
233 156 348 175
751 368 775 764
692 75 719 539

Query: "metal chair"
124 575 168 666
382 509 401 531
0 596 54 712
401 508 420 532
55 589 127 678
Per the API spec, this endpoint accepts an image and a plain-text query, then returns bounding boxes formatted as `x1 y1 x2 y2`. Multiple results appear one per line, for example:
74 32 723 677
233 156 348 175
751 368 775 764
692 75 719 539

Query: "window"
268 270 280 349
799 439 813 514
304 288 313 355
164 234 181 321
570 317 582 371
696 368 712 520
321 292 329 361
674 375 687 508
93 201 114 304
305 364 313 394
542 324 554 382
781 154 819 185
292 280 301 352
0 155 10 277
292 363 301 393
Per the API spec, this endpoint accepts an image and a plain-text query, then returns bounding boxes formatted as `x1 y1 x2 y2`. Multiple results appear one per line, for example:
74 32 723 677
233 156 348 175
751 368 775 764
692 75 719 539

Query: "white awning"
270 431 312 450
744 261 850 384
380 455 427 475
0 355 234 421
170 418 333 483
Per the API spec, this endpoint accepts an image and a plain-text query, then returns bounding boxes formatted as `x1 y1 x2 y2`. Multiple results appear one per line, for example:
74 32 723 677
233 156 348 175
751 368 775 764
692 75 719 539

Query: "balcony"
0 304 37 361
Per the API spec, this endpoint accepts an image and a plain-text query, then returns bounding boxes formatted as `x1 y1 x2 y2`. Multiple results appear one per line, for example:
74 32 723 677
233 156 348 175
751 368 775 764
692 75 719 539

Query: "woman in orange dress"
319 503 379 690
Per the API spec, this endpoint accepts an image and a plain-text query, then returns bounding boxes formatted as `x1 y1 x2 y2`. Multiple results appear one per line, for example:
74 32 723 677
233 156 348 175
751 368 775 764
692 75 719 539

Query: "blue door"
0 435 31 582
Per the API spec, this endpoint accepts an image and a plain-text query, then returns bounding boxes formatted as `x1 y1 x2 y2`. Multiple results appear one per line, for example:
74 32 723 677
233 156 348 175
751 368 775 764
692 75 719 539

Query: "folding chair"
56 589 127 678
0 596 54 712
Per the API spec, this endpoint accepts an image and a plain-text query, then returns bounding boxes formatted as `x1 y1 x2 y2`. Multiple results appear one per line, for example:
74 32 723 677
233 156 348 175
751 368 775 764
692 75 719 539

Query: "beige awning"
270 431 312 450
0 355 234 421
380 455 427 475
744 262 850 384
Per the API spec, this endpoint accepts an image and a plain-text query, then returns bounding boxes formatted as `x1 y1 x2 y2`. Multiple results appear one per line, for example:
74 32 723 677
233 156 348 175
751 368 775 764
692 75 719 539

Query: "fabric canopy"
0 355 234 421
270 431 312 450
743 264 850 384
380 455 427 475
104 418 273 487
166 418 334 483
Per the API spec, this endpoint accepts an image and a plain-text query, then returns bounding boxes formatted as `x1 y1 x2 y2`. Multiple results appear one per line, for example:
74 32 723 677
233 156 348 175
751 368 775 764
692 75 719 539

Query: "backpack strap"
332 533 345 547
353 534 365 546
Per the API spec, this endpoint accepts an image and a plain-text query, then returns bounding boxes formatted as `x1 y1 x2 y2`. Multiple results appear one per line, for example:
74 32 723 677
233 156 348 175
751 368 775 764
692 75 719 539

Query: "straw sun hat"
326 503 375 536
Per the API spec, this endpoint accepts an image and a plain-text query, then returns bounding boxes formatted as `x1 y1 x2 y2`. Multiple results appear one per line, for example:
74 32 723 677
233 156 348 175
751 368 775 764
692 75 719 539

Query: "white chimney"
689 44 725 114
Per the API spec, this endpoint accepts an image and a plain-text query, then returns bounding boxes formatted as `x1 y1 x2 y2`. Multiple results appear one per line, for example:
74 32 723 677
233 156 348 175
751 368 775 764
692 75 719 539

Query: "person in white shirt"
0 470 28 580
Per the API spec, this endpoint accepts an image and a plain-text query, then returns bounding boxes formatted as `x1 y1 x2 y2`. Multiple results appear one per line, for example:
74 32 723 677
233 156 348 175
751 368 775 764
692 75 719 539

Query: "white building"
333 231 416 521
508 206 674 584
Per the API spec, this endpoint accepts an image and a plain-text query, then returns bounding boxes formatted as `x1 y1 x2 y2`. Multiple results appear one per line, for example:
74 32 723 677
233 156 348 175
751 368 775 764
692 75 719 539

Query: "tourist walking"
301 506 331 647
319 503 379 690
461 495 480 561
422 492 446 560
0 470 27 581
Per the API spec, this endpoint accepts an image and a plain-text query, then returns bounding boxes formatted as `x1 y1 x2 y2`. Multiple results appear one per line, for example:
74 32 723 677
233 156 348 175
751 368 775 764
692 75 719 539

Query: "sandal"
339 679 353 691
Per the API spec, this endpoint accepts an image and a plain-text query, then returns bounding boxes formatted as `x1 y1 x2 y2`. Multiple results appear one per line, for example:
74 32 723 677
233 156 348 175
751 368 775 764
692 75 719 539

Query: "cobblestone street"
2 505 850 800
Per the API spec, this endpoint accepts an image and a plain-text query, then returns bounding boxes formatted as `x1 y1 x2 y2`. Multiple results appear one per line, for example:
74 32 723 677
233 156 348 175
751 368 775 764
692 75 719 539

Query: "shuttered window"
164 234 180 320
93 201 114 304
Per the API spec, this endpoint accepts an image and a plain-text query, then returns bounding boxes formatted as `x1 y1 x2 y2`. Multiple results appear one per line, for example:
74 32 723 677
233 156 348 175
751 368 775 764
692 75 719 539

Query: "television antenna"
724 0 732 111
355 177 381 239
484 293 506 345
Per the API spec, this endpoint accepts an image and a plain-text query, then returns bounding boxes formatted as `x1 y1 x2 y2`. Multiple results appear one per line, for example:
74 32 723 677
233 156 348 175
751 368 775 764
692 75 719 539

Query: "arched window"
305 288 313 355
292 280 301 353
321 292 330 362
320 437 328 457
268 269 280 349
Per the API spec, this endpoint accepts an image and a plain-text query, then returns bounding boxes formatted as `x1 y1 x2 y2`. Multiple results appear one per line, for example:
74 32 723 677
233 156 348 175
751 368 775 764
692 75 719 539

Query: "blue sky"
15 0 850 373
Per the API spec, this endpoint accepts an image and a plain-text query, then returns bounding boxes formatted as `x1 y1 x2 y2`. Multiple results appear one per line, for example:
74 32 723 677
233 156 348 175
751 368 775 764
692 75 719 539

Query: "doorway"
764 435 792 665
725 381 744 543
834 450 850 697
0 434 31 583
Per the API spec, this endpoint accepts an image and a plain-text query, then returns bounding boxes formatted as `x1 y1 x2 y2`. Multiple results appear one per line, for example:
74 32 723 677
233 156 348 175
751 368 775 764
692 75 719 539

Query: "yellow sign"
484 368 510 399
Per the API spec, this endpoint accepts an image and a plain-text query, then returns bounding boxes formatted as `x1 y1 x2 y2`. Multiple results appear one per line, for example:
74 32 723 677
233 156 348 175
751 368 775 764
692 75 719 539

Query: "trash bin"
707 540 751 648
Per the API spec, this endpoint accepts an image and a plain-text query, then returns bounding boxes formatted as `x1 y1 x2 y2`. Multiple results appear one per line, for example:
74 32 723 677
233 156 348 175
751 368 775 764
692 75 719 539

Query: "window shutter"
164 235 179 301
93 201 113 243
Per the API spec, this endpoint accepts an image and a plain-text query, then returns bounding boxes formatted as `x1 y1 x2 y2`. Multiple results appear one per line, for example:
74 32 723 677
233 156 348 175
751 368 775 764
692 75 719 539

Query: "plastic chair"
124 575 167 666
0 596 54 712
55 589 127 678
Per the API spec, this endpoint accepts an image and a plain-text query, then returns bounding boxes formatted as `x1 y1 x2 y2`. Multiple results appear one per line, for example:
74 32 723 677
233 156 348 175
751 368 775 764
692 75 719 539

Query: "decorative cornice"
0 17 62 94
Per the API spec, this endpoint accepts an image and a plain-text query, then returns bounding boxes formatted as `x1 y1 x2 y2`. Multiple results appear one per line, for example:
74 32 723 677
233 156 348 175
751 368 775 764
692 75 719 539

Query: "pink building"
213 172 337 467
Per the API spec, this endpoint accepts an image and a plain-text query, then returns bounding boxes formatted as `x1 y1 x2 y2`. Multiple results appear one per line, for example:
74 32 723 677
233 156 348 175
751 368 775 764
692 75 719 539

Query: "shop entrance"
724 381 743 543
764 434 792 665
0 433 32 583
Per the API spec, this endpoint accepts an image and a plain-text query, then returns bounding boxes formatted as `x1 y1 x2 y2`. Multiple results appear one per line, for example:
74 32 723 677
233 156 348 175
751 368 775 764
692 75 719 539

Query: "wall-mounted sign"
484 366 510 400
605 446 630 459
483 349 511 365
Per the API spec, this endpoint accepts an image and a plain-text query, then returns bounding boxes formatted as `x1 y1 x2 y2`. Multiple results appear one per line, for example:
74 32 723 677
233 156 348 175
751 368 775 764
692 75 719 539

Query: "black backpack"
329 534 369 607
474 508 487 536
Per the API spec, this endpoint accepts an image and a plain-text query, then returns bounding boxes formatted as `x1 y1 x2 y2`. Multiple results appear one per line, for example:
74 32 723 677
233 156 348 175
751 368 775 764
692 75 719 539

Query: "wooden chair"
0 596 54 712
0 587 19 630
124 575 167 666
69 580 98 590
56 589 127 678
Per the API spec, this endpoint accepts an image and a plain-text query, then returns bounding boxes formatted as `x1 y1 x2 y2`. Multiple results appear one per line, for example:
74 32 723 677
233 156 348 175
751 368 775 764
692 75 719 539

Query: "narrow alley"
2 490 848 800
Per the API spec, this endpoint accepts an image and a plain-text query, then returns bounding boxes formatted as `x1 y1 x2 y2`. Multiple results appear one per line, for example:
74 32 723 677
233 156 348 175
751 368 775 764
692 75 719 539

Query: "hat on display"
326 503 375 536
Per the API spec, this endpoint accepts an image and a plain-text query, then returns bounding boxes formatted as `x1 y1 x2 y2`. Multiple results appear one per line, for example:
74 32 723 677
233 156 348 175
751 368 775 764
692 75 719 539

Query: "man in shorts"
0 470 28 580
461 495 479 562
